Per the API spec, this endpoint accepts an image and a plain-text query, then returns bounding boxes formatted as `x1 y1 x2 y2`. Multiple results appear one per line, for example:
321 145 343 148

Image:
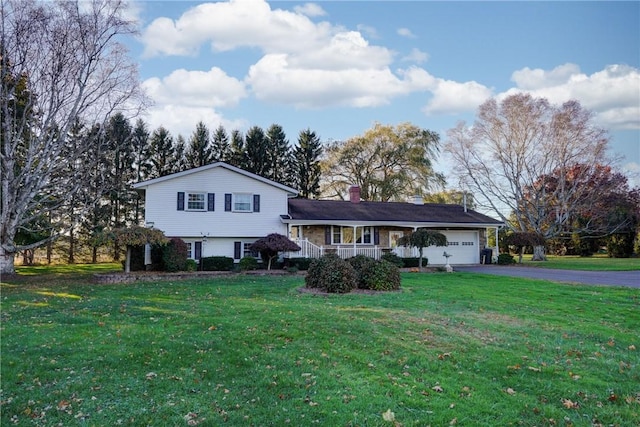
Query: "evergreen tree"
174 134 188 172
212 125 231 162
265 124 292 185
131 119 152 223
185 121 213 169
105 113 135 260
149 126 175 178
293 129 323 198
229 129 247 169
245 126 269 176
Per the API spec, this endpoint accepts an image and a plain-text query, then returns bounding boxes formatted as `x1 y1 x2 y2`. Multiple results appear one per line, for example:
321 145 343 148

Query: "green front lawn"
1 272 638 426
521 254 640 271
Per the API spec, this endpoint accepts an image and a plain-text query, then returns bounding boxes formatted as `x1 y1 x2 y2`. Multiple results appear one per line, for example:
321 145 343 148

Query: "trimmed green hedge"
201 256 234 271
401 257 425 268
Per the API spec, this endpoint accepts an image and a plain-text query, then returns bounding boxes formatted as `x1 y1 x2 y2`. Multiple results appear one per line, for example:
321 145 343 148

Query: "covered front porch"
285 224 499 265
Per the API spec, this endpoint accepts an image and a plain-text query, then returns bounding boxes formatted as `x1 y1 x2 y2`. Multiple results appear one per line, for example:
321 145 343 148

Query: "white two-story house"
132 162 298 262
134 162 504 266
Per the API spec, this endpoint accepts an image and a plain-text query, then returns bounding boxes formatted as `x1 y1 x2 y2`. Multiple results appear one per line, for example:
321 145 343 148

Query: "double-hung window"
187 192 206 211
331 226 373 245
234 194 252 212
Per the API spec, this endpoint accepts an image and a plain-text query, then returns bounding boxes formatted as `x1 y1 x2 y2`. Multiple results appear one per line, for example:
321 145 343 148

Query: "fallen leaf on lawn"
628 344 636 351
505 388 516 395
382 409 395 422
608 394 617 402
432 385 444 393
208 326 217 331
507 364 521 370
145 372 157 380
562 398 579 409
449 417 458 425
527 366 541 372
438 353 451 360
57 400 71 411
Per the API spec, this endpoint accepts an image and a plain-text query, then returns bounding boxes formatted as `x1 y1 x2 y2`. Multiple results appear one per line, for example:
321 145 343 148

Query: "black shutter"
194 241 202 260
177 192 185 211
253 194 260 212
234 241 242 259
207 193 215 211
374 227 380 245
325 226 331 245
225 194 232 211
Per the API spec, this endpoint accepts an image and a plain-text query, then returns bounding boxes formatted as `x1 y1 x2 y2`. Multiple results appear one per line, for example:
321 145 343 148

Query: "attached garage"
423 230 479 265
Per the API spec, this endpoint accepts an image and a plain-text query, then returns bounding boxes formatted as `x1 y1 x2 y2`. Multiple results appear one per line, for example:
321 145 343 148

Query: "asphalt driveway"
455 265 640 288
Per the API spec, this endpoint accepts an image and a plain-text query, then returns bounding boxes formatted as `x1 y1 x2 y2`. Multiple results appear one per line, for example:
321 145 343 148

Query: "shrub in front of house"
401 257 423 268
497 253 515 265
381 252 404 268
365 260 401 291
287 257 313 271
239 256 259 271
201 256 234 271
162 238 189 272
347 255 378 289
185 259 198 271
306 253 357 294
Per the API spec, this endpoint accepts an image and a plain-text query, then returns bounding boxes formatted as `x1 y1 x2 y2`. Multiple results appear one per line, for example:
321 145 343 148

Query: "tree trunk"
92 246 98 264
125 246 131 273
68 226 75 264
1 248 16 276
532 245 547 261
518 246 524 264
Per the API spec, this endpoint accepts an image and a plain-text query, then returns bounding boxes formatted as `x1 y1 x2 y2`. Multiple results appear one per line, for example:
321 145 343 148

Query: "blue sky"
127 0 640 186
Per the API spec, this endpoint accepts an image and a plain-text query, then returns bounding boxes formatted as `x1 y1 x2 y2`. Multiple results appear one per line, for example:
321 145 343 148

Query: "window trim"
186 192 207 211
331 226 374 245
233 193 253 212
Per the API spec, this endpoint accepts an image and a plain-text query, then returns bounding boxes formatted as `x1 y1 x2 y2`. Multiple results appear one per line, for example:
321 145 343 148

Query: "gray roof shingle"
286 198 503 226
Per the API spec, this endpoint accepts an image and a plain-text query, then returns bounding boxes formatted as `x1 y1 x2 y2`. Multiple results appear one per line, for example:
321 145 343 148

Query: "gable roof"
132 162 299 195
284 198 503 227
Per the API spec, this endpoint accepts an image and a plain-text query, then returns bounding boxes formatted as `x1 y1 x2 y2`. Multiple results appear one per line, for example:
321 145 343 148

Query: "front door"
389 231 404 256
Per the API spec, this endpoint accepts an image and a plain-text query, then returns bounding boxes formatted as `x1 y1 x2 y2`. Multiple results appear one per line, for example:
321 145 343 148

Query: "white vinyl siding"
141 167 289 238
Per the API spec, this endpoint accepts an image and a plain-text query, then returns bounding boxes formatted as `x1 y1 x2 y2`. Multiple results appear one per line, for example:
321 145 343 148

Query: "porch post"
353 226 357 257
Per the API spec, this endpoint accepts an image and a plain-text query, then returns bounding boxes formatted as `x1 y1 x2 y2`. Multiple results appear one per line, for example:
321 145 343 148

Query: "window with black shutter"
253 194 260 212
225 194 232 211
177 192 185 211
207 193 215 211
234 241 242 259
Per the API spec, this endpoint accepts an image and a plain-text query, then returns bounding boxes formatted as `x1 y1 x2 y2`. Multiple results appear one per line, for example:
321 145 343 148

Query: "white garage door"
423 231 479 265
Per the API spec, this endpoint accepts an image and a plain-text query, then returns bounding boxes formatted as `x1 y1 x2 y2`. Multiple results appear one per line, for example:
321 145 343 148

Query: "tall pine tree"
149 126 175 178
265 124 292 186
229 129 247 169
185 121 213 169
293 129 323 198
131 119 152 223
244 126 269 176
212 125 231 162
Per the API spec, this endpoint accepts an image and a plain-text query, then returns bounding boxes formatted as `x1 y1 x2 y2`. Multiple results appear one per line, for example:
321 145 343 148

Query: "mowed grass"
1 270 639 426
521 255 640 271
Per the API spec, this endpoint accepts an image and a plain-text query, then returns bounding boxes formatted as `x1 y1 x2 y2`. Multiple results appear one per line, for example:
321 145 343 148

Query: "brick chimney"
349 185 361 203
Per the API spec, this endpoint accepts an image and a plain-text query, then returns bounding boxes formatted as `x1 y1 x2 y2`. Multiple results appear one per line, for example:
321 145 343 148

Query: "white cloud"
505 63 640 130
293 3 326 17
402 48 429 64
142 67 247 108
141 0 334 57
247 57 430 108
397 27 416 39
422 79 493 115
142 104 246 139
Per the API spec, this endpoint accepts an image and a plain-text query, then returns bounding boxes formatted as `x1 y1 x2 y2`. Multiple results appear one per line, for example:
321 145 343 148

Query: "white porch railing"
335 245 384 260
288 238 324 259
288 238 387 260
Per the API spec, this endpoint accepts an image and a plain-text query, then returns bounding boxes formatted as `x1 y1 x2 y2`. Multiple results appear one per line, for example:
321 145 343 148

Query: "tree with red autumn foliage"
249 233 301 270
